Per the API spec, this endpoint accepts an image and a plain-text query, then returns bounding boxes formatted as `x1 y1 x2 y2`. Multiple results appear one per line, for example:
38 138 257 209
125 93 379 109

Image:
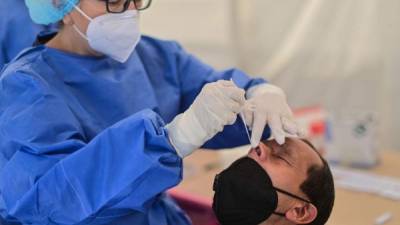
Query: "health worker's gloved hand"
166 80 245 158
242 83 304 147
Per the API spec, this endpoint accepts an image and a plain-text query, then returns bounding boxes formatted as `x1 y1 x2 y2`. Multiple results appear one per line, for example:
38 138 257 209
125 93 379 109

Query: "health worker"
0 0 302 224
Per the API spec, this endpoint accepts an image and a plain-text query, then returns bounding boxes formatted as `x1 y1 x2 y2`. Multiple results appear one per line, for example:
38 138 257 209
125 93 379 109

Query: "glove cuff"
165 109 209 158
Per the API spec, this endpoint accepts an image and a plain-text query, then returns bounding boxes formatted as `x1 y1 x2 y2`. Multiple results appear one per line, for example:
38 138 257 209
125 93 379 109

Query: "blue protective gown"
0 35 269 225
0 0 54 70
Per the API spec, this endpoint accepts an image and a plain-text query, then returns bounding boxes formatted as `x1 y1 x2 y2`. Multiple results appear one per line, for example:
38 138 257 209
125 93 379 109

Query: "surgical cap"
25 0 79 25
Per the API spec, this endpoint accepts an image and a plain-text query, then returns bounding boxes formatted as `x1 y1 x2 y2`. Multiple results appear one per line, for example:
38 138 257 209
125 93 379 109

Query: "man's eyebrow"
277 142 297 167
282 141 296 157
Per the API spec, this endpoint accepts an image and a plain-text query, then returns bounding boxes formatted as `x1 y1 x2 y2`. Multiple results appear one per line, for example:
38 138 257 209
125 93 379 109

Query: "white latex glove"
243 83 303 147
166 80 245 158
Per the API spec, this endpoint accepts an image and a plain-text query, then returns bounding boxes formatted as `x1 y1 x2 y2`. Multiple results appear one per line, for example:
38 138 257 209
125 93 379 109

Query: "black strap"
274 187 312 204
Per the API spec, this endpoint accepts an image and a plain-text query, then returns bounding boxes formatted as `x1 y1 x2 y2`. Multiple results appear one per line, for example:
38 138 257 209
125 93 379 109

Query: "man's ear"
285 203 318 224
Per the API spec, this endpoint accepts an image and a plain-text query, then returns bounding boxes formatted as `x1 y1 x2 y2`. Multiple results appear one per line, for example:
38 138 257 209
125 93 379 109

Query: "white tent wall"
232 0 400 151
142 0 400 150
141 0 238 69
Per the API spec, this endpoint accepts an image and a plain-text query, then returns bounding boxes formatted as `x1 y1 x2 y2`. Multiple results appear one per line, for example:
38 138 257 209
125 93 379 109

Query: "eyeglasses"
103 0 152 13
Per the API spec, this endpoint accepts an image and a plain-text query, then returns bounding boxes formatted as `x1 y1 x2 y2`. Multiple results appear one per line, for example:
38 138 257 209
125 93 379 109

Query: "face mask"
212 157 311 225
73 6 141 63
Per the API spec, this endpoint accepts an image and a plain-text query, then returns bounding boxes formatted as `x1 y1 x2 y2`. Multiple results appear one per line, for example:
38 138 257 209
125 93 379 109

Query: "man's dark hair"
300 139 335 225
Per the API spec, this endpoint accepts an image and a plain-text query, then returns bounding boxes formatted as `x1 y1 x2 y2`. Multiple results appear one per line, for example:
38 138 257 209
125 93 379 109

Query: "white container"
325 111 379 168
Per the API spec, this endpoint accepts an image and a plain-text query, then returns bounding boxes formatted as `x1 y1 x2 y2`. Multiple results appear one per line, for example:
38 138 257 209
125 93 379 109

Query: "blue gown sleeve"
172 42 271 149
0 1 43 70
0 73 182 224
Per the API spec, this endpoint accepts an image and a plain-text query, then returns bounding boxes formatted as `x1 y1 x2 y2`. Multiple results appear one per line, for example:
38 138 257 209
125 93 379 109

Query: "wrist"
166 108 209 158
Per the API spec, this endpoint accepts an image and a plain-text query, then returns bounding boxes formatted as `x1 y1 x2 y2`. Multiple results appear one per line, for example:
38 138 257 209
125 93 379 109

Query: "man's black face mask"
212 157 311 225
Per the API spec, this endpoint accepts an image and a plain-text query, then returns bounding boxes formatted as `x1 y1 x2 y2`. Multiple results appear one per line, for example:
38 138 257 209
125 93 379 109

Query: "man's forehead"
287 138 323 167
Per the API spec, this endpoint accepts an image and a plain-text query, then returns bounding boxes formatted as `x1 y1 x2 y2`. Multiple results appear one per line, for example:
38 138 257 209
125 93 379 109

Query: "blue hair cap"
25 0 79 25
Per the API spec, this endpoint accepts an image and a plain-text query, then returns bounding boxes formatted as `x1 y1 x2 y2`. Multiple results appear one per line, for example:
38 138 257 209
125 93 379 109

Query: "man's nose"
255 144 271 161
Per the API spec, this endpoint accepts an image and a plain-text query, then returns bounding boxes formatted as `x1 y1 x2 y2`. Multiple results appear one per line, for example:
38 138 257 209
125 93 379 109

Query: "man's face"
247 138 323 223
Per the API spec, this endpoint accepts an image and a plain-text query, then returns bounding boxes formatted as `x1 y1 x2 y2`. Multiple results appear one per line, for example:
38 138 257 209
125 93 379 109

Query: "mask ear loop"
274 187 312 204
71 5 93 41
272 212 286 217
73 5 93 21
272 187 313 218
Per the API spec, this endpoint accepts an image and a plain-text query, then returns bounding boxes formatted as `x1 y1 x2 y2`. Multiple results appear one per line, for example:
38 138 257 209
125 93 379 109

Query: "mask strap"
73 25 89 41
272 212 286 217
71 5 92 41
73 5 93 22
274 187 312 204
271 188 313 219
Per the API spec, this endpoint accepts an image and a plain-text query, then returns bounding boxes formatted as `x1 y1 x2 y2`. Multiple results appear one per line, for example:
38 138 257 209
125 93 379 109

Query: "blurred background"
141 0 400 152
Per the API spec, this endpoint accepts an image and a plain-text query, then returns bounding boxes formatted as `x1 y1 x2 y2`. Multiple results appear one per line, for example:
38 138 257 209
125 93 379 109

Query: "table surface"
172 149 400 225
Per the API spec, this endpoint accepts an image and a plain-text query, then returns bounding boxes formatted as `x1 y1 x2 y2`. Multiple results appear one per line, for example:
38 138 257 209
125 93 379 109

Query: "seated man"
212 138 335 225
